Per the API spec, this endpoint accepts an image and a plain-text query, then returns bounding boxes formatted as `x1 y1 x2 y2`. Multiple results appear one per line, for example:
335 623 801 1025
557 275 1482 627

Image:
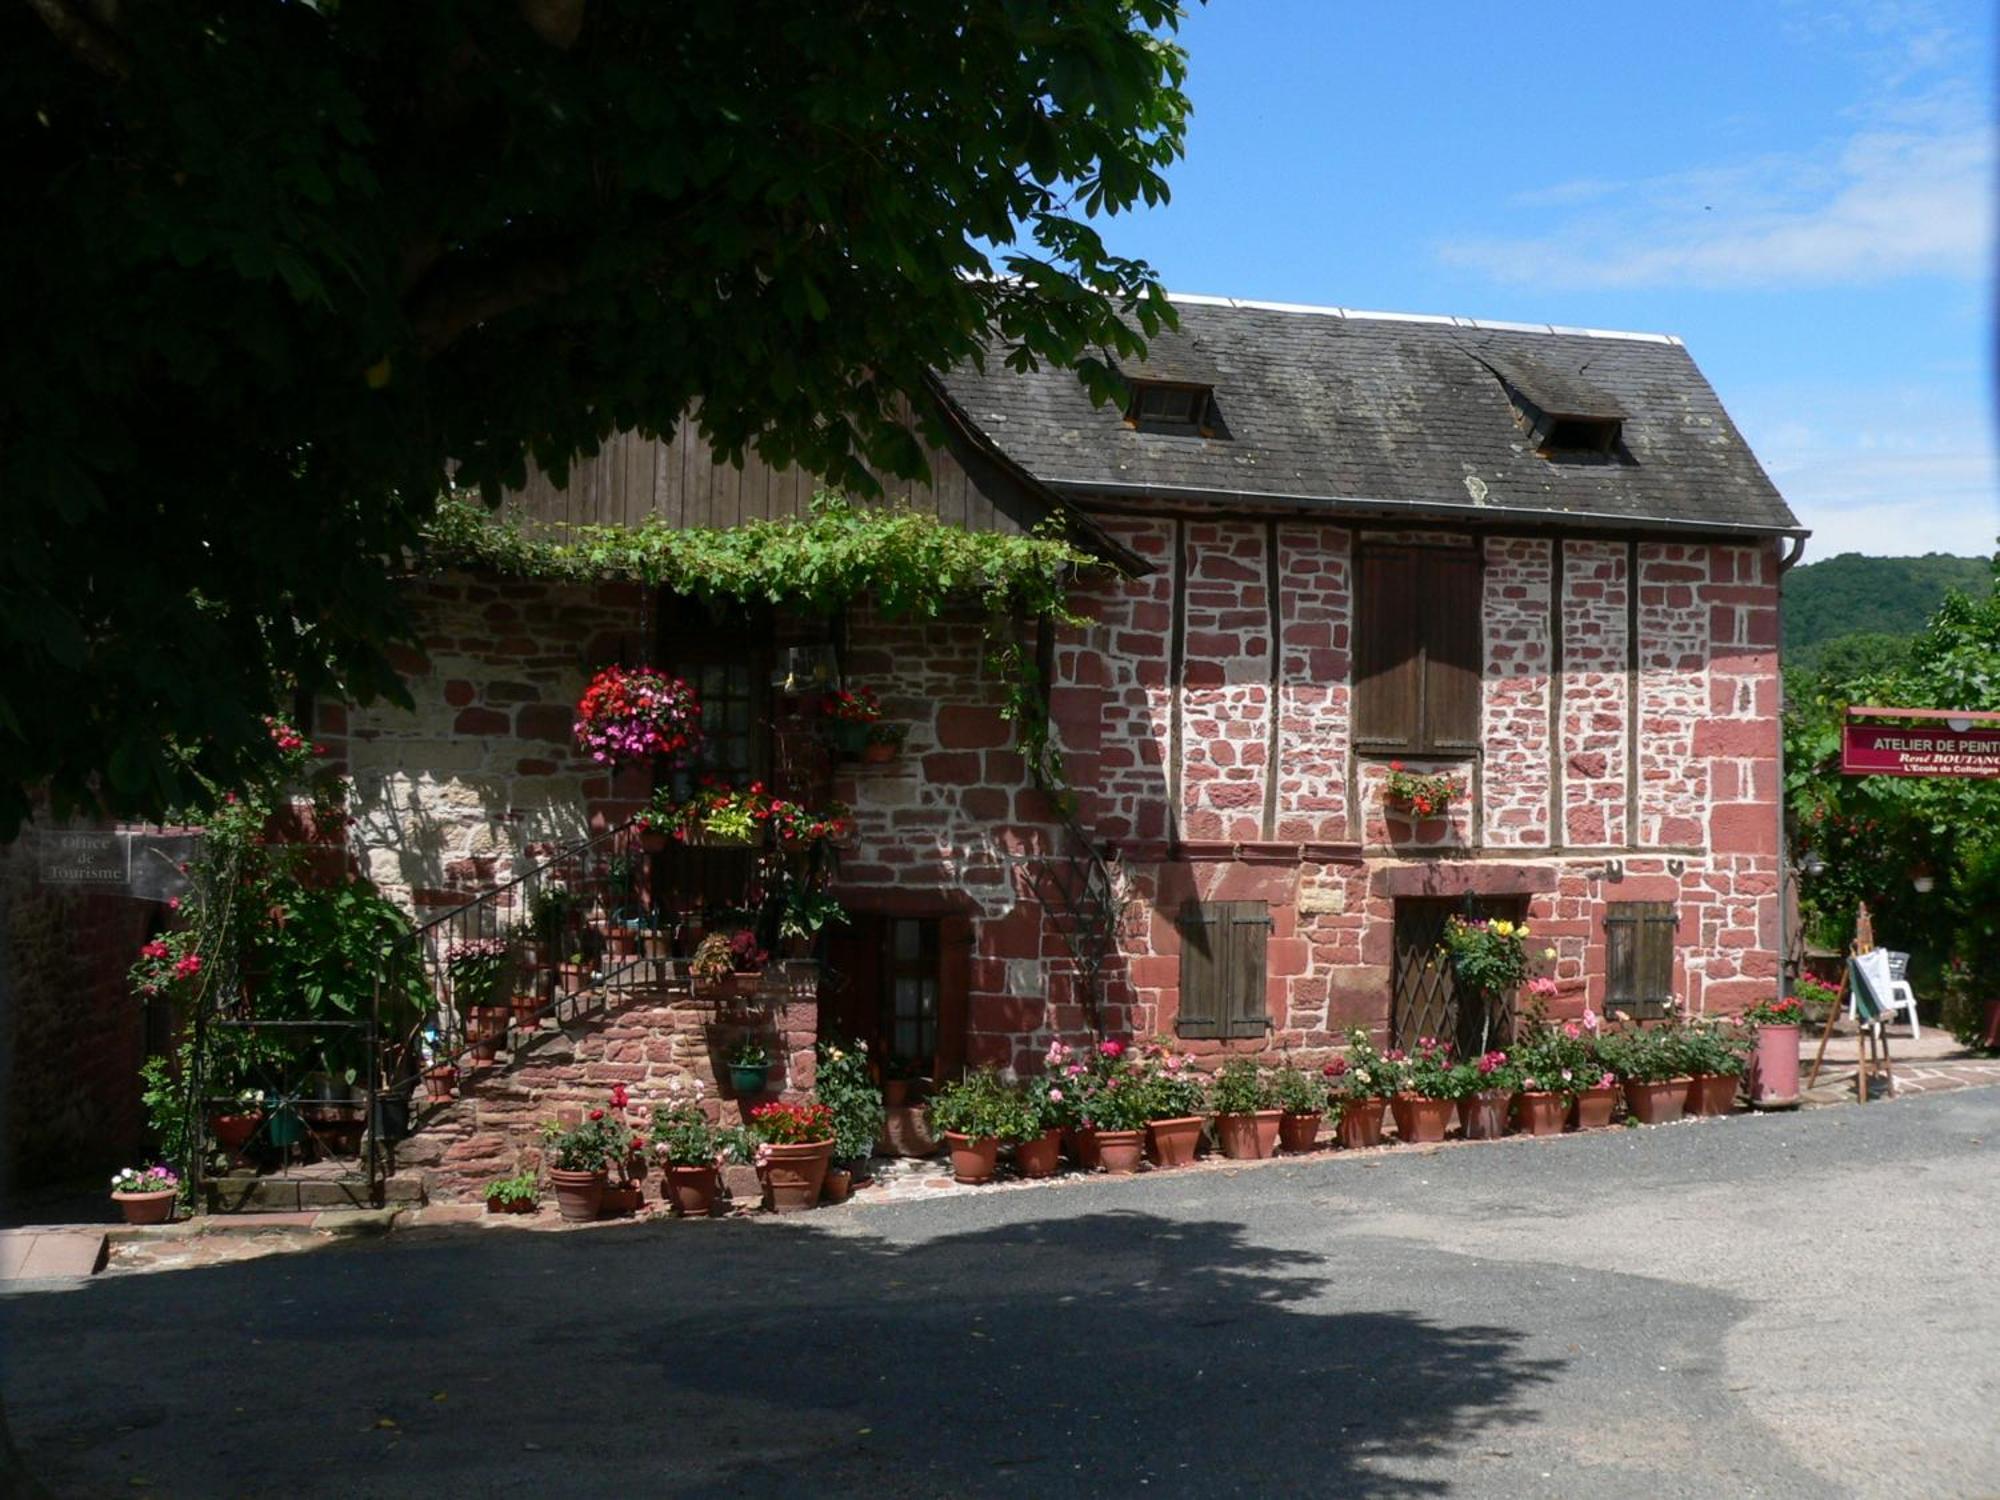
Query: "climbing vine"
424 493 1103 797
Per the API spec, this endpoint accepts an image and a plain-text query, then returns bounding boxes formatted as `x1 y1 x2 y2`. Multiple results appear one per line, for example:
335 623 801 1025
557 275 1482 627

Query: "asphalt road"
4 1089 1997 1499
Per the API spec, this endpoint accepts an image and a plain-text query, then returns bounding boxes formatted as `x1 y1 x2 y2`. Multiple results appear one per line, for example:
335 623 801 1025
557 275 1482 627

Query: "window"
1605 902 1677 1017
884 918 941 1065
1125 380 1215 436
1176 900 1271 1040
656 596 770 787
1543 415 1621 454
1353 545 1481 754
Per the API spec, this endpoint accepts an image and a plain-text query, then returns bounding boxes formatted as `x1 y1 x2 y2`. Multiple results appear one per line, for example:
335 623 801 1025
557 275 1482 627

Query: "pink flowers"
172 954 202 980
1048 1087 1064 1103
140 940 169 961
1476 1050 1509 1075
1526 976 1559 1000
1099 1040 1125 1060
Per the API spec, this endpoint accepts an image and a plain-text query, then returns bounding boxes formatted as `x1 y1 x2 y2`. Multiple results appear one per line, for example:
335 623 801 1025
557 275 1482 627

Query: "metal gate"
1389 896 1526 1056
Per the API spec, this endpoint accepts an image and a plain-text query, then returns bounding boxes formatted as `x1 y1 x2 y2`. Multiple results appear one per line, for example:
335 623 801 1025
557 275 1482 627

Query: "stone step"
202 1171 426 1214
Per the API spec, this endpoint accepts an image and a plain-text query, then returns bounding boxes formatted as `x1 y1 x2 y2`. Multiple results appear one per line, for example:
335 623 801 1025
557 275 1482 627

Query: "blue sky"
1089 0 1997 560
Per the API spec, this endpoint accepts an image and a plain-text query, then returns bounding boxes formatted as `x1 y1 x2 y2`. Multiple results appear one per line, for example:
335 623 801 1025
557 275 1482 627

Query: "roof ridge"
1163 291 1683 347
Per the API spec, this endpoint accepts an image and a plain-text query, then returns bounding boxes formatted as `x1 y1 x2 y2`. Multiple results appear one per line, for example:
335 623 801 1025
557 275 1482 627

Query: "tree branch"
405 247 575 358
25 0 132 79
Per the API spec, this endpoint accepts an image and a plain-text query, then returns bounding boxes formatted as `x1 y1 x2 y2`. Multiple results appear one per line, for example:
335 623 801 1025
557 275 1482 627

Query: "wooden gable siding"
509 396 1047 537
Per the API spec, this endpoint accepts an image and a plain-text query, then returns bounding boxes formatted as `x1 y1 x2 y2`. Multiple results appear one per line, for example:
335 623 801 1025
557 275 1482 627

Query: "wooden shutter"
1421 550 1482 752
1605 902 1677 1017
1177 901 1271 1040
1355 549 1422 750
1176 902 1226 1039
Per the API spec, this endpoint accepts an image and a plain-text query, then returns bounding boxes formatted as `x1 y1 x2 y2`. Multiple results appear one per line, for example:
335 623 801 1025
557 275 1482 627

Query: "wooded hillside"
1785 552 1992 666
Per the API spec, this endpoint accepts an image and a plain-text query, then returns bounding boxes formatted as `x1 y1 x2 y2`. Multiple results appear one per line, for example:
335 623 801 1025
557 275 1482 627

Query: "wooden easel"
1805 903 1895 1103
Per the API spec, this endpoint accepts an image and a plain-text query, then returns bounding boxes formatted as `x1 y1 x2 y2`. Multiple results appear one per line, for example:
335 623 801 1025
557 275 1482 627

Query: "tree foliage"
2 0 1196 835
1784 551 1994 667
1785 555 2000 1032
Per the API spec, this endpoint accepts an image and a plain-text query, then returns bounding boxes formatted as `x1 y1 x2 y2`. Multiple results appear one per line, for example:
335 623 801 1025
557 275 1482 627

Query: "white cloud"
1440 111 1991 289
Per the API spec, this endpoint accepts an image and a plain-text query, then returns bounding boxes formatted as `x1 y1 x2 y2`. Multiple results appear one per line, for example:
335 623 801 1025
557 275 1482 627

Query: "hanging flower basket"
573 665 702 769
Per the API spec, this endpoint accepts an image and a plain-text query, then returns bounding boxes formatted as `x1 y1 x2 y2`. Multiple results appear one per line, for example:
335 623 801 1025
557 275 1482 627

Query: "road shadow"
4 1207 1563 1498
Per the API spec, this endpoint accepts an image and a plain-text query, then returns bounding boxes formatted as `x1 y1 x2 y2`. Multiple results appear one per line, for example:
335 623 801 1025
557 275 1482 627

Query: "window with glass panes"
656 597 770 787
884 918 939 1066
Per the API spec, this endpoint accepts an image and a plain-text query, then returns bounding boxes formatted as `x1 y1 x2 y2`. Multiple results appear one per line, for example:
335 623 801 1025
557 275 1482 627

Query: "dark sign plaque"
1842 722 2000 779
36 830 129 886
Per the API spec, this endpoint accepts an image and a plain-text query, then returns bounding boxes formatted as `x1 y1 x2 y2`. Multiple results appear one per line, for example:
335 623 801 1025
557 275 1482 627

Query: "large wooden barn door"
1390 896 1527 1056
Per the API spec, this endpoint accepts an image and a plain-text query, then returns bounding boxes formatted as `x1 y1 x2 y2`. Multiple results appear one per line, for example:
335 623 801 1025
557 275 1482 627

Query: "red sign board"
1842 722 2000 778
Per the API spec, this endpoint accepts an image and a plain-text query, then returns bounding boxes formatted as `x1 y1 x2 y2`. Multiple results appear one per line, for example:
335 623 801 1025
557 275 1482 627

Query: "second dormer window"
1126 380 1214 436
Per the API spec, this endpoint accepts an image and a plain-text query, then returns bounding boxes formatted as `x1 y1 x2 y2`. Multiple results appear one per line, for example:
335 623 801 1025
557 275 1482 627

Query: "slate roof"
938 295 1804 536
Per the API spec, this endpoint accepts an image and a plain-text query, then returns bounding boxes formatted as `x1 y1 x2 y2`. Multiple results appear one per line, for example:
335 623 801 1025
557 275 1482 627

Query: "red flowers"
610 1084 630 1109
820 687 882 725
589 1108 605 1121
140 940 169 961
746 1100 835 1145
574 665 703 768
1099 1039 1125 1059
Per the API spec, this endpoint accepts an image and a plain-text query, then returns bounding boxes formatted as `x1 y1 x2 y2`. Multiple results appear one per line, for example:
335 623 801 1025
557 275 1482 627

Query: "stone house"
331 295 1803 1193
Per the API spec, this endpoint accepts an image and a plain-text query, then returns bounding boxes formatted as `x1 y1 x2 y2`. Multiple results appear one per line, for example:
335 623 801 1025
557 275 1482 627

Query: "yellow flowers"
1492 919 1516 938
1544 947 1558 960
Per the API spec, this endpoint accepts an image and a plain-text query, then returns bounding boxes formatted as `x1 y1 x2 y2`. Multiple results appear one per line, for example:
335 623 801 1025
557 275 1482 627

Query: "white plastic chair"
1849 949 1918 1040
1882 951 1922 1040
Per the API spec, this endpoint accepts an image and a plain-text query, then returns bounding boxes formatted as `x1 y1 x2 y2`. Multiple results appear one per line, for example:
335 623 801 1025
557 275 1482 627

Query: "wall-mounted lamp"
1798 851 1827 878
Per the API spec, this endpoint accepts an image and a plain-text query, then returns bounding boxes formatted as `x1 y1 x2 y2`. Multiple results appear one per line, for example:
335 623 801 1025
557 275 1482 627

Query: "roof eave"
1048 477 1810 542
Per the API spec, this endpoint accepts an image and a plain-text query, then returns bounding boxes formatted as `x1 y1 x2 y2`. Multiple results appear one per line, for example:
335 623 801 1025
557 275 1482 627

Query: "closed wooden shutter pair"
1177 900 1272 1039
1354 546 1481 754
1604 902 1677 1017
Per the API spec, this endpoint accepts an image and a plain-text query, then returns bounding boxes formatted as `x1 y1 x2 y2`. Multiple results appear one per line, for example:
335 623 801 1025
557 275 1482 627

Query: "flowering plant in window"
1382 762 1466 817
573 665 703 768
1439 915 1536 997
820 687 882 725
746 1100 836 1146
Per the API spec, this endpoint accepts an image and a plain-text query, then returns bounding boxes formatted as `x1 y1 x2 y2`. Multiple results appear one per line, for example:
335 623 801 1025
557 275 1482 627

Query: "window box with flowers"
747 1100 836 1211
1381 762 1466 819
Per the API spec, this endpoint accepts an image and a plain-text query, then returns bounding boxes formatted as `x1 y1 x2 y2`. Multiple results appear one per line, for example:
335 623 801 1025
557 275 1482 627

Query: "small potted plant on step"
539 1104 630 1222
110 1165 180 1225
819 686 882 758
651 1082 743 1217
484 1171 539 1215
1209 1057 1283 1160
1271 1062 1327 1152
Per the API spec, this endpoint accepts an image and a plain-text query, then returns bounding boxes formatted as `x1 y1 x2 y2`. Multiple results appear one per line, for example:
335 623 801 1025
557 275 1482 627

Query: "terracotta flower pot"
1460 1089 1511 1141
1064 1126 1102 1170
1337 1097 1387 1150
944 1131 1001 1184
1215 1110 1283 1160
822 1166 854 1203
1391 1094 1453 1144
112 1190 176 1226
883 1079 912 1108
1145 1116 1203 1168
468 1004 509 1060
638 828 669 853
211 1112 263 1155
549 1167 607 1222
1014 1128 1062 1179
1571 1085 1618 1130
1687 1072 1739 1117
760 1140 832 1212
486 1194 536 1215
861 741 896 765
1514 1090 1567 1137
509 994 541 1029
1750 1024 1802 1107
1095 1128 1145 1175
664 1164 720 1216
1624 1077 1690 1126
880 1104 938 1158
1278 1111 1323 1153
423 1065 458 1102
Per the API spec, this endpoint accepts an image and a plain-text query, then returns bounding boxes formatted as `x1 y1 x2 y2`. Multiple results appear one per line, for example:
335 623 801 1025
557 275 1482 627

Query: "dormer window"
1473 349 1627 460
1543 415 1621 454
1126 380 1216 436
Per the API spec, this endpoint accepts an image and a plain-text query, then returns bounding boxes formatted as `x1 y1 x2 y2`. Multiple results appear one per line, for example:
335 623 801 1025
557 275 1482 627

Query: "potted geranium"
1454 1050 1516 1140
1389 1035 1456 1144
445 936 513 1061
1744 994 1806 1107
820 686 882 757
110 1165 179 1225
1326 1030 1395 1148
814 1039 885 1195
658 779 774 847
747 1100 836 1212
573 663 702 769
650 1083 744 1217
1209 1057 1282 1160
484 1171 539 1215
929 1068 1031 1184
1382 762 1465 819
1597 1024 1691 1126
1270 1063 1327 1152
1136 1043 1207 1167
538 1106 630 1221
